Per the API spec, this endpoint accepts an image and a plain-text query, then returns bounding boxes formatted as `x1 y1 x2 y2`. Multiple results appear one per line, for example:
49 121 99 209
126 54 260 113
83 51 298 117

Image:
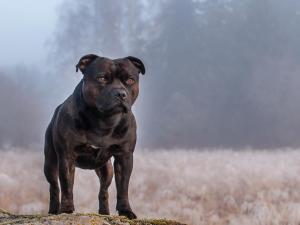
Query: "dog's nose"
114 89 127 101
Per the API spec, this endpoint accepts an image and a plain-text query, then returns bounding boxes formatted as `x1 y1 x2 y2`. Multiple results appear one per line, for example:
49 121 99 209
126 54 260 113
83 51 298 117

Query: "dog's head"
76 54 145 116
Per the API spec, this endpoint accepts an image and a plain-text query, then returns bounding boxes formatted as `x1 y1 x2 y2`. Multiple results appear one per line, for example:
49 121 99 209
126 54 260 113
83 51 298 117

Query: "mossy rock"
0 209 187 225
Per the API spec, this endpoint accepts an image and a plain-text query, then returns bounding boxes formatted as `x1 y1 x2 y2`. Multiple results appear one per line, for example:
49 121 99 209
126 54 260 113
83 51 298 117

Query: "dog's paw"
118 210 137 219
98 208 110 215
48 209 59 215
59 204 74 214
48 202 60 214
59 208 74 214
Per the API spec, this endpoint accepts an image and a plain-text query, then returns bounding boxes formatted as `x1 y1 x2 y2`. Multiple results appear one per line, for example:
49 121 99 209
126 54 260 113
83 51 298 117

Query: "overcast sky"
0 0 60 67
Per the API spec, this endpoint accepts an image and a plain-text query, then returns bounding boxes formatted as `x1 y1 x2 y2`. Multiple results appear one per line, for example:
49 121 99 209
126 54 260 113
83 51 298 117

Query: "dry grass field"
1 149 300 225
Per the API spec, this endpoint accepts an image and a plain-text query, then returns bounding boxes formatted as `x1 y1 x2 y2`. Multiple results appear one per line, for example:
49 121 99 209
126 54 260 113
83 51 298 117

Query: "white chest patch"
90 144 101 149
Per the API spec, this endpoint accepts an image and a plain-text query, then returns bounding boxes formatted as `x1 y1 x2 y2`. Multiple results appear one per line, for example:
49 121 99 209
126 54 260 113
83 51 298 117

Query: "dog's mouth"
111 102 130 114
96 101 131 115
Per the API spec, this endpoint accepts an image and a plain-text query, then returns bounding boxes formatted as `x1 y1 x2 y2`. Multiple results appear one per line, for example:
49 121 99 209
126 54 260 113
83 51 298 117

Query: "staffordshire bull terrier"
44 54 145 219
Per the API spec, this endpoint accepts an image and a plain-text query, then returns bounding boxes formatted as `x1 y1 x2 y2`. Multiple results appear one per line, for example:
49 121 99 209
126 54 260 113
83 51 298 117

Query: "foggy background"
1 0 300 150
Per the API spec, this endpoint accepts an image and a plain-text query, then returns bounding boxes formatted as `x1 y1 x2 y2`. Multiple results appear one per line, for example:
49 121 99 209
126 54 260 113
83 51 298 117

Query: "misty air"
1 1 300 225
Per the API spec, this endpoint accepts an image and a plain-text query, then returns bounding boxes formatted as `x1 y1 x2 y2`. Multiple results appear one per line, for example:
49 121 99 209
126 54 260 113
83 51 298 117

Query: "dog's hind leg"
44 127 60 214
95 159 113 215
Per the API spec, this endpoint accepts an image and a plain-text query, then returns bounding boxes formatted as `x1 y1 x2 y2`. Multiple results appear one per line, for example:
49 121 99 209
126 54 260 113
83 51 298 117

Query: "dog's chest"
74 125 129 157
73 116 132 169
74 141 123 169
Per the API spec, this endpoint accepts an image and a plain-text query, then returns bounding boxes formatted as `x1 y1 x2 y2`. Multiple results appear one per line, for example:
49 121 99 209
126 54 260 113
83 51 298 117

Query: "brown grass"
1 149 300 225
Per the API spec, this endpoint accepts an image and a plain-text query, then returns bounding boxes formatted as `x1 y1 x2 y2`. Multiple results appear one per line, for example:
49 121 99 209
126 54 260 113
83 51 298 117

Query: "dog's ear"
126 56 145 75
76 54 99 73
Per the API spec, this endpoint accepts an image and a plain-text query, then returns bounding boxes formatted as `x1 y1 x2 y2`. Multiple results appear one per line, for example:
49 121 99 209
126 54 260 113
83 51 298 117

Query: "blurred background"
1 0 300 150
2 1 300 224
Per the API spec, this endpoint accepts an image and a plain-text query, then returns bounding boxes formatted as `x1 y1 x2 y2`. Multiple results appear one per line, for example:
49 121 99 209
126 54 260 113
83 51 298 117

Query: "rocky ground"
0 209 186 225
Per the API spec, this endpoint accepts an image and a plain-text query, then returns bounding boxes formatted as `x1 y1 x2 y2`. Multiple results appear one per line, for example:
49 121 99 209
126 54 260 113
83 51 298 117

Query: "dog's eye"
125 78 135 86
97 76 108 82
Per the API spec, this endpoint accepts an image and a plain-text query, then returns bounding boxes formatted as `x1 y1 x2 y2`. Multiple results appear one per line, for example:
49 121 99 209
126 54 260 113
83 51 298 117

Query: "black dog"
44 54 145 219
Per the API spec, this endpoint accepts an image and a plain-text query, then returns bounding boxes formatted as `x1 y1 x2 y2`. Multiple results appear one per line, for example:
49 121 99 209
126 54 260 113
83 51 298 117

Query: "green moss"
0 209 187 225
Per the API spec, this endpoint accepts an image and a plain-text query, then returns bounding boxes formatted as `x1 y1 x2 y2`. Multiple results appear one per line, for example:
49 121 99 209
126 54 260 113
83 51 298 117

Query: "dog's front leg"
114 153 136 219
58 154 75 213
